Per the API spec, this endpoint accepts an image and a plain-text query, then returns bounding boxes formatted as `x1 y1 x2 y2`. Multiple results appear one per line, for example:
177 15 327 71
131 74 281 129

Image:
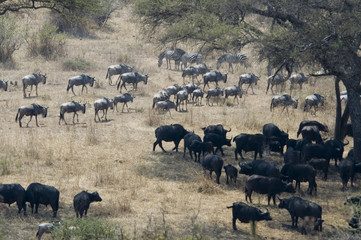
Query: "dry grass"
0 6 358 240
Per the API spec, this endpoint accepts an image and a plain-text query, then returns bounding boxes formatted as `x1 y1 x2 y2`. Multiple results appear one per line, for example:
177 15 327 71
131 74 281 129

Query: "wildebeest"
266 73 287 94
67 74 95 96
59 100 86 125
183 82 198 100
22 72 46 98
152 90 170 108
262 123 289 155
0 80 8 91
238 73 259 94
0 183 26 214
176 89 188 112
165 84 182 101
289 72 308 95
224 85 243 104
94 97 114 122
270 94 298 113
183 132 202 162
202 124 231 139
192 88 205 105
182 66 199 84
339 157 355 191
203 133 232 156
239 159 280 178
113 93 134 112
227 202 272 231
300 126 324 144
117 71 148 92
201 154 223 184
154 100 177 116
206 87 223 106
73 191 102 218
203 71 227 90
281 164 317 195
234 133 265 160
15 103 48 128
296 120 329 138
216 53 247 73
278 196 323 231
153 124 189 152
224 164 238 184
105 63 133 85
304 93 325 115
26 182 59 217
245 174 295 205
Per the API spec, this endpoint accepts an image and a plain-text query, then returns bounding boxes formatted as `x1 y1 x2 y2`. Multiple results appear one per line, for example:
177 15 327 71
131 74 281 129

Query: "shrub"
62 57 93 71
0 15 21 67
27 23 66 60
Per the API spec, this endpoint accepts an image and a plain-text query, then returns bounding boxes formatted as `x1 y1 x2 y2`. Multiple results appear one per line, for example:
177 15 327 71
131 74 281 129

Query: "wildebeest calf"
73 191 102 218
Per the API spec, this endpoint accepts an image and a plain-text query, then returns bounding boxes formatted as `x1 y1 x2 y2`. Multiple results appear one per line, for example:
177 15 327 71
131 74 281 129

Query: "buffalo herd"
152 120 357 234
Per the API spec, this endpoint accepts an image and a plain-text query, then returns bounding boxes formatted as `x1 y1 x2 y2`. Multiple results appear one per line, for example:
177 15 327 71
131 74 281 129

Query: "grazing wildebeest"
203 133 232 156
224 164 238 184
165 84 182 101
270 94 298 113
113 93 134 112
105 63 133 85
15 103 48 128
201 154 223 184
153 124 189 152
239 159 280 178
234 133 265 160
22 72 46 98
176 89 188 112
224 85 243 104
117 71 148 92
192 88 205 105
0 80 8 91
266 73 287 94
183 132 202 162
262 123 289 155
180 53 203 69
67 74 95 96
245 174 295 205
203 71 227 90
202 124 231 139
73 191 102 218
238 73 259 94
94 97 114 122
154 100 177 116
59 100 86 125
289 72 308 95
281 164 317 195
339 157 355 191
152 90 170 108
216 53 247 73
182 67 199 84
296 120 329 137
227 202 272 231
158 48 186 70
0 183 26 214
278 196 323 232
206 87 223 106
300 125 324 144
303 93 325 115
26 182 59 217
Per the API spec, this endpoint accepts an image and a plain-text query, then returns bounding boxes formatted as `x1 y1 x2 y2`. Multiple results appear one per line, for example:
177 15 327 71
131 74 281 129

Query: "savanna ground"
0 5 360 240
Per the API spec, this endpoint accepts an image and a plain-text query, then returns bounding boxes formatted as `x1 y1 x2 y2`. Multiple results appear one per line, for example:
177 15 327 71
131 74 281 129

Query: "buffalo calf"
224 164 238 184
73 191 102 218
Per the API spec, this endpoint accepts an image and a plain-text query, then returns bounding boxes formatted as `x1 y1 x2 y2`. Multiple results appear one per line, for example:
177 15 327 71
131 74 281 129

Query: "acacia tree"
134 0 361 160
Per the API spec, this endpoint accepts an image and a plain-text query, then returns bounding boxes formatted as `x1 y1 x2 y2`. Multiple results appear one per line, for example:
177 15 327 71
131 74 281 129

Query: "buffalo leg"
232 217 237 231
216 171 221 184
35 203 39 214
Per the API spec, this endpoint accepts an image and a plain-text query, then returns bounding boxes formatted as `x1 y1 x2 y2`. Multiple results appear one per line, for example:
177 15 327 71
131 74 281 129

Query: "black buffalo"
234 133 265 160
263 123 289 155
201 154 223 184
278 196 323 231
0 183 26 214
300 125 324 144
302 143 331 163
203 133 231 156
183 132 202 161
224 164 238 184
202 124 231 138
227 202 272 231
153 124 189 152
239 159 280 178
296 120 329 137
281 164 317 195
325 139 348 166
245 175 295 205
283 147 303 165
309 158 329 180
339 157 355 191
26 182 59 217
73 191 102 218
286 138 311 151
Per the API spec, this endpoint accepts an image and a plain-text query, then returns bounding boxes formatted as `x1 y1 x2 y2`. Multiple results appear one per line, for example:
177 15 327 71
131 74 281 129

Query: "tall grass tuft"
62 57 93 71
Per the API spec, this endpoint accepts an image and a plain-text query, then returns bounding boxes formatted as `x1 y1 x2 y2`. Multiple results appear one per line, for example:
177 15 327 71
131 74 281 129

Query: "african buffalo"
234 133 265 160
0 183 26 214
201 154 223 184
73 191 102 218
26 182 59 217
153 124 189 152
239 159 280 178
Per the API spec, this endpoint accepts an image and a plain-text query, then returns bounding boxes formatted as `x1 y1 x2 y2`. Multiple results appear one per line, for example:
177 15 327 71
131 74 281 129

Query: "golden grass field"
0 6 359 240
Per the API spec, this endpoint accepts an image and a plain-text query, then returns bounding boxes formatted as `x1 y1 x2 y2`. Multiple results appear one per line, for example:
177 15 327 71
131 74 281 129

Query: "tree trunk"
334 77 342 140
